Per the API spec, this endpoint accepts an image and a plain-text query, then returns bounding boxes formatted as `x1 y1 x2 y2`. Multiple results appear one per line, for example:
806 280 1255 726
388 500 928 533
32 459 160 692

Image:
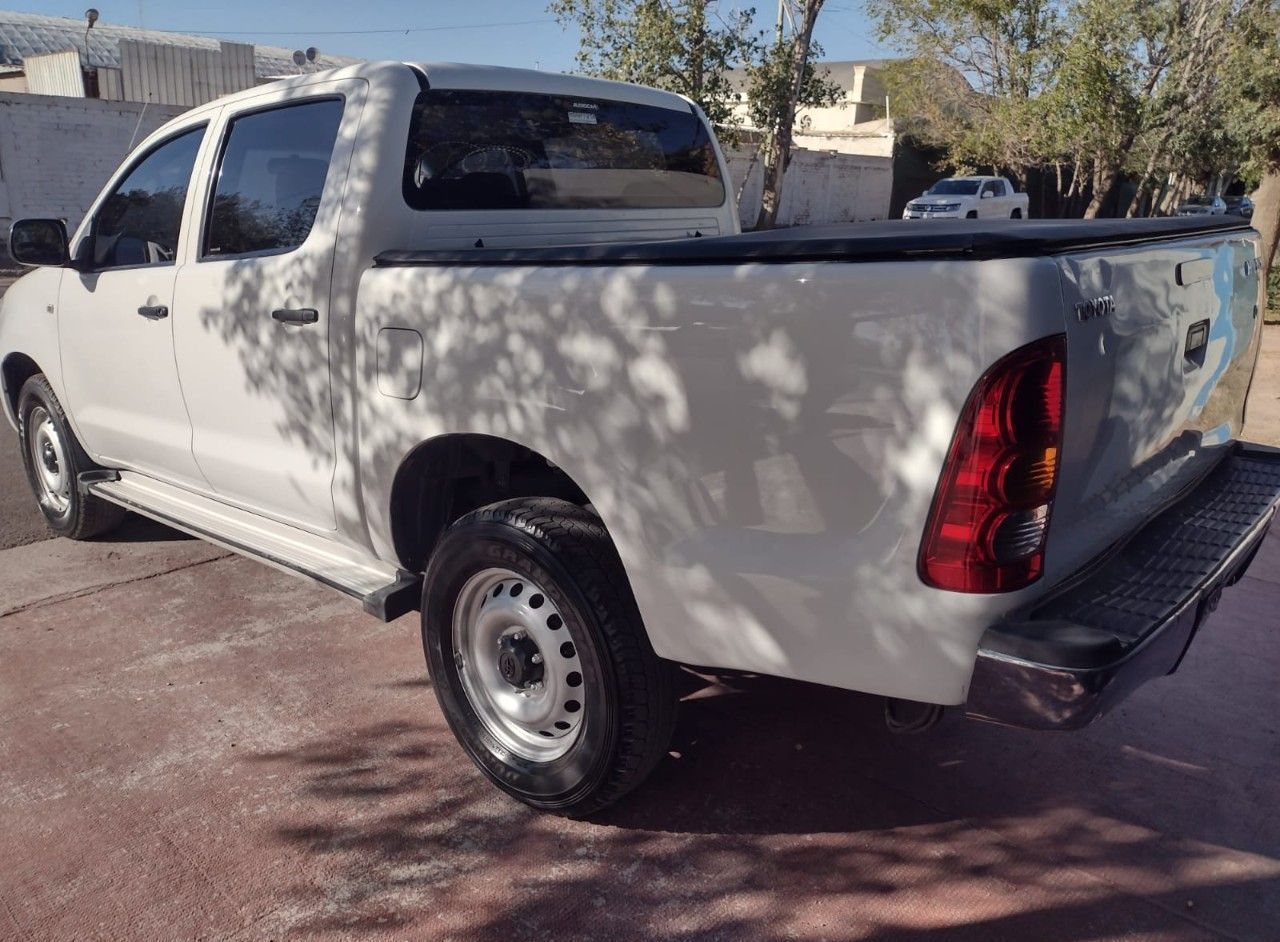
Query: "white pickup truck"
3 62 1278 815
903 175 1030 219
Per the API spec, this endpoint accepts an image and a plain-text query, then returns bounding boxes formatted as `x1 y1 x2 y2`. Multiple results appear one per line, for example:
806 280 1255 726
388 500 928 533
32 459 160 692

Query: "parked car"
1176 194 1228 216
902 176 1029 219
3 62 1277 816
1225 195 1255 219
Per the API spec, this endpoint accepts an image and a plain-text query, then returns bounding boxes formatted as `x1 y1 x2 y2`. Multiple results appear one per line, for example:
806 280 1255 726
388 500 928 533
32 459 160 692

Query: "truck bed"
375 216 1253 267
358 212 1262 706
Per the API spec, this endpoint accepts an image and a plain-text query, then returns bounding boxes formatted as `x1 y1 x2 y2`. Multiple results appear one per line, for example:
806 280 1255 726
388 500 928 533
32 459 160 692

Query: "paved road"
1 525 1279 940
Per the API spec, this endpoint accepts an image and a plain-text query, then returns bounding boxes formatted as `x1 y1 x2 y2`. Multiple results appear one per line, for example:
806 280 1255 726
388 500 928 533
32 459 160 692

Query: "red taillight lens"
919 335 1066 593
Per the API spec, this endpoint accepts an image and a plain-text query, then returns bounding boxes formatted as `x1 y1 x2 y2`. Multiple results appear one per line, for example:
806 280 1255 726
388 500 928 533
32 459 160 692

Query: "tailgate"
1046 226 1263 582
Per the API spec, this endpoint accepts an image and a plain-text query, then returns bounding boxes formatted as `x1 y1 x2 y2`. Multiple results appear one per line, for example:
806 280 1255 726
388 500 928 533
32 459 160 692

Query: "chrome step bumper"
966 442 1280 730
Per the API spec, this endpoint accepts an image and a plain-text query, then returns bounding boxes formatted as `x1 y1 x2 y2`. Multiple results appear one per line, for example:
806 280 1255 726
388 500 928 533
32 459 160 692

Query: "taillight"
919 335 1066 593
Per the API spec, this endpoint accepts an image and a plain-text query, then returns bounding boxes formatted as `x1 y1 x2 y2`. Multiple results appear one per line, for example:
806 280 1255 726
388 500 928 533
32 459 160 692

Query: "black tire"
966 210 978 219
1011 208 1023 219
16 375 125 540
422 497 677 816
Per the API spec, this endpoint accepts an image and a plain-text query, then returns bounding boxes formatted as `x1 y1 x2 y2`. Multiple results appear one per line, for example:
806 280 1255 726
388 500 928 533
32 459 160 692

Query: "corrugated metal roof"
0 10 361 79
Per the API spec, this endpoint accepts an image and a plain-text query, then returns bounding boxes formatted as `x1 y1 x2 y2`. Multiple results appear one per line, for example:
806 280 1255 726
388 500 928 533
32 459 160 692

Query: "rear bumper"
965 442 1280 731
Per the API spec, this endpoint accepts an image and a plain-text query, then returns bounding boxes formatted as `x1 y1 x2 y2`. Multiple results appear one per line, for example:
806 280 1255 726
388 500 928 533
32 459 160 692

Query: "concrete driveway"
1 522 1279 940
2 306 1280 938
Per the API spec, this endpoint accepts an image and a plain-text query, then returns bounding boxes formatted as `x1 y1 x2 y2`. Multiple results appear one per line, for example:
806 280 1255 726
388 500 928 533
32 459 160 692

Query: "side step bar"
82 471 421 622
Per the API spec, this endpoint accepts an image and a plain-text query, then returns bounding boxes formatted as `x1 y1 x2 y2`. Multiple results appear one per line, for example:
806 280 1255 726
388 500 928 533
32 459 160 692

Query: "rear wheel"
421 497 677 816
1011 208 1023 219
17 375 125 540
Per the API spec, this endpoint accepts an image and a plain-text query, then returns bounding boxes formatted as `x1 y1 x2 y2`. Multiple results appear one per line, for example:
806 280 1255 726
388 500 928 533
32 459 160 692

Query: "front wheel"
17 375 125 540
421 498 677 816
1011 208 1023 219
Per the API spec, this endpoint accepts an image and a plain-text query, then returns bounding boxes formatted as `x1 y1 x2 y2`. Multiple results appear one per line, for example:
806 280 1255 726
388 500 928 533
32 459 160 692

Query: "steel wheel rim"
27 405 71 517
451 567 586 762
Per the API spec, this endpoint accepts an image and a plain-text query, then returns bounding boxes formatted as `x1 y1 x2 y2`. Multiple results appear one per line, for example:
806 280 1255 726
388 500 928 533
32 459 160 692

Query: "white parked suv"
903 176 1030 219
2 62 1277 815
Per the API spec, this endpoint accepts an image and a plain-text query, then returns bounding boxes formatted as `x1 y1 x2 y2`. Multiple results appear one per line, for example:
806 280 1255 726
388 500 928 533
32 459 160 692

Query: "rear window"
402 89 725 211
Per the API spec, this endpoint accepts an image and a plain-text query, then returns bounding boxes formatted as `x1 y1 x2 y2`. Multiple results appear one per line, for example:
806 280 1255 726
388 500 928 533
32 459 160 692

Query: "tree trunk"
1084 160 1120 219
1254 162 1280 315
754 0 823 231
1124 149 1163 218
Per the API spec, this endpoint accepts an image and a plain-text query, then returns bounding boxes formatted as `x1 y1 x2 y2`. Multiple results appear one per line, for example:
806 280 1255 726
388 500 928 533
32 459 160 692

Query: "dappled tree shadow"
245 670 1280 939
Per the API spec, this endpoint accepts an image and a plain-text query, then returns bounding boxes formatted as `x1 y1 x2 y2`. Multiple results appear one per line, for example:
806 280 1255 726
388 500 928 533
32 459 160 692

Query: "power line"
162 18 557 37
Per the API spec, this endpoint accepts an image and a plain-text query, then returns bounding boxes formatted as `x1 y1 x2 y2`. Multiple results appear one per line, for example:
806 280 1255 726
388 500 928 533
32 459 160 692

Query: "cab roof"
177 60 696 120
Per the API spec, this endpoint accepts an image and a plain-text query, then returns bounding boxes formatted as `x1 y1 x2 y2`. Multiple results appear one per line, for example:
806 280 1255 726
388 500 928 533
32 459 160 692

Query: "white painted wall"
0 91 187 249
727 145 893 228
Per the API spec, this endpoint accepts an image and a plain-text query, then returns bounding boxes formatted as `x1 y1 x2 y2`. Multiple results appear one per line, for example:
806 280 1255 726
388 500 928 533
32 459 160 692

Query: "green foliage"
869 0 1279 217
743 35 844 143
549 0 756 140
1219 1 1280 180
550 0 840 149
864 0 1064 179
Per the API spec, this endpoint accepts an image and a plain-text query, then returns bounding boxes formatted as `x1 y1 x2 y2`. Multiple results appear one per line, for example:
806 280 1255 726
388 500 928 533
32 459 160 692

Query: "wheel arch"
388 432 593 573
1 352 43 429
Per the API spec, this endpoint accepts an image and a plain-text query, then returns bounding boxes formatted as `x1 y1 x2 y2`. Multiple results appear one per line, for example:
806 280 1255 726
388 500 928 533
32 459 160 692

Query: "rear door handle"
272 308 319 325
137 304 168 320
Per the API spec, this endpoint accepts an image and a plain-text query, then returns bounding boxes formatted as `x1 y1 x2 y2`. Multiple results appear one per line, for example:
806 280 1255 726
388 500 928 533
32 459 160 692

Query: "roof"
724 59 890 95
0 10 361 79
136 61 695 139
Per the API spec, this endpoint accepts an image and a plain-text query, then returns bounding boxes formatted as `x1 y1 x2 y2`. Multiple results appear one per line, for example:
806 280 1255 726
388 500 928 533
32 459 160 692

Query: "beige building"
725 59 897 157
722 60 906 226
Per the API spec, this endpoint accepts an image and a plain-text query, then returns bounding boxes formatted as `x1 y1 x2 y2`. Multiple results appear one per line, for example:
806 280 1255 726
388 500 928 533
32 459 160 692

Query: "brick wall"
0 92 188 264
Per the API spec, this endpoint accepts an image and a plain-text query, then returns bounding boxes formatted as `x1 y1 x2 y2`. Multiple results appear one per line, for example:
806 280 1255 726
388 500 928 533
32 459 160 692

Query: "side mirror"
8 218 70 267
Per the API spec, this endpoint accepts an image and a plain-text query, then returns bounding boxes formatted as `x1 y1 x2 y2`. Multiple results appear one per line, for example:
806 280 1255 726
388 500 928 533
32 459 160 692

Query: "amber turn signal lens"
992 447 1058 507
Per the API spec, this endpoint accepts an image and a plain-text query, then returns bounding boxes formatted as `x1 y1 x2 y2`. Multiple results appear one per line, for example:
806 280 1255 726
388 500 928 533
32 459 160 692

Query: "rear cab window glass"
203 98 344 258
91 126 204 269
403 89 725 211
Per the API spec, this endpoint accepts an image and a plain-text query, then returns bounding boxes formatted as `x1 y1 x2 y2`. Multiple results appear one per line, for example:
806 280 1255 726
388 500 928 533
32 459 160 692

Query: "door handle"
272 308 319 325
137 304 168 320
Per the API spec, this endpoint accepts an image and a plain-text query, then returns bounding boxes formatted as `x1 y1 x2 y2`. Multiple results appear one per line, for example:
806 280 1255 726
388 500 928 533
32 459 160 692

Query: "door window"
89 126 204 269
203 98 344 258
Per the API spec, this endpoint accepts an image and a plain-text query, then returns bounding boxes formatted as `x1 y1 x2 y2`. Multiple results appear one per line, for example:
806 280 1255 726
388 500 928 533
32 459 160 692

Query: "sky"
8 0 889 72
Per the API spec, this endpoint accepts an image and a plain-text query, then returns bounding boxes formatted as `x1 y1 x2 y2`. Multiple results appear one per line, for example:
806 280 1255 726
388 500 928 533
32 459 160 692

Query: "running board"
82 471 421 622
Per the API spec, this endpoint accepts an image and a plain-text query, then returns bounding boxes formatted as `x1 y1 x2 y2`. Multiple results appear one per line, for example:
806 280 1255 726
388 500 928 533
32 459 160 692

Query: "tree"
866 0 1064 188
549 0 756 140
1051 0 1176 218
750 1 833 229
1219 0 1280 312
553 0 840 229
